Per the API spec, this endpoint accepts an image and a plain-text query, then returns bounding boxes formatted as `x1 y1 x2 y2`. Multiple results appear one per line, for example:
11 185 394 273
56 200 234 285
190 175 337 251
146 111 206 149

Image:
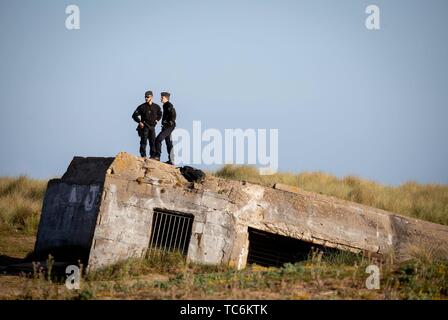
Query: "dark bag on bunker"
180 166 205 183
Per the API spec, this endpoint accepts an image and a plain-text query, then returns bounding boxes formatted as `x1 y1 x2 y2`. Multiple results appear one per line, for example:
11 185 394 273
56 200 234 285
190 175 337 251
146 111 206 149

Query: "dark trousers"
155 125 175 161
139 126 156 157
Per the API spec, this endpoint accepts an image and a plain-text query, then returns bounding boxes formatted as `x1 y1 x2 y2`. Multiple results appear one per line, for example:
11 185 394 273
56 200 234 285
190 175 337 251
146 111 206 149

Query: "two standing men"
132 91 176 164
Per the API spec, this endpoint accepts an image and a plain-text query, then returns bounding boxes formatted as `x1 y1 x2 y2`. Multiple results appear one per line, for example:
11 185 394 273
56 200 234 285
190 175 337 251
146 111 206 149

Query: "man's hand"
139 122 144 129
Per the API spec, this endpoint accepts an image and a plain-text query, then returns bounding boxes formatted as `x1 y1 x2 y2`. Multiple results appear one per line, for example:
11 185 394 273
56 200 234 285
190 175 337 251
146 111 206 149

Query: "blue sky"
0 0 447 185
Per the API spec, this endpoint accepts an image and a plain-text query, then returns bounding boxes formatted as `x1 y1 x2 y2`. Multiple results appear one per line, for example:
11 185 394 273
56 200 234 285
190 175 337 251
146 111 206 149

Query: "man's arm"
132 106 141 123
132 106 145 128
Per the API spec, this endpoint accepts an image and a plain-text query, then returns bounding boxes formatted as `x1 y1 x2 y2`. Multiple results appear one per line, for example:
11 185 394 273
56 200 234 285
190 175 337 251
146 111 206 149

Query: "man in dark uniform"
132 91 162 159
155 92 177 164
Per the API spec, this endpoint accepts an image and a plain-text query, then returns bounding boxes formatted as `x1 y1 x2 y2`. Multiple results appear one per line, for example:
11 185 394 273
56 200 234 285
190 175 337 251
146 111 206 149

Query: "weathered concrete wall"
34 157 114 260
35 152 448 271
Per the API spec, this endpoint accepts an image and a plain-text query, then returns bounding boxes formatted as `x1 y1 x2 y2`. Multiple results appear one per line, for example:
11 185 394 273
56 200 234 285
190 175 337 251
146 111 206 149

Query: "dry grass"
1 248 446 300
0 176 47 235
214 165 448 225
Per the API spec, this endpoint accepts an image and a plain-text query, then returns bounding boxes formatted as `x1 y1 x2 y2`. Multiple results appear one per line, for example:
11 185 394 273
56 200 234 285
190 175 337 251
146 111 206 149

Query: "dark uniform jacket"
132 102 162 127
161 101 176 127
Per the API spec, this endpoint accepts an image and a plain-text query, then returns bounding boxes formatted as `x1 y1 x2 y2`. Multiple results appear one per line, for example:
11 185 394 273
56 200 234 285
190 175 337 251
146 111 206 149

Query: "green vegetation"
215 165 448 225
4 249 447 300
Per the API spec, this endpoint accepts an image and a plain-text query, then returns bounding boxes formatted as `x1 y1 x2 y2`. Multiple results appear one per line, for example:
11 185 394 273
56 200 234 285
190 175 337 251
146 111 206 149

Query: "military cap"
145 91 153 97
161 92 171 98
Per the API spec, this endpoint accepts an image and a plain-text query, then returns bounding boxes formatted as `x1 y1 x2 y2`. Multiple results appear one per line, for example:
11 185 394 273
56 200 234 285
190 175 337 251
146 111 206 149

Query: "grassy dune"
0 176 46 235
215 165 448 226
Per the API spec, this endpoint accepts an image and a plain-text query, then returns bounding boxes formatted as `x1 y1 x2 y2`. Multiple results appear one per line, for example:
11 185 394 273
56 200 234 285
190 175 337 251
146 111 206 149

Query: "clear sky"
0 0 447 185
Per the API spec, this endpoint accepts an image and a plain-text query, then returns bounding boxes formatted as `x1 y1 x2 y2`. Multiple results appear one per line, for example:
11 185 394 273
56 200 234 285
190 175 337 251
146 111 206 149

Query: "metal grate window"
147 209 194 257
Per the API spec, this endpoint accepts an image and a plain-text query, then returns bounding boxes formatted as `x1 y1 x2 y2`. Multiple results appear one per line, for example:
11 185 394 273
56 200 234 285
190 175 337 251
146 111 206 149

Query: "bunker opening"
147 208 194 257
247 227 340 267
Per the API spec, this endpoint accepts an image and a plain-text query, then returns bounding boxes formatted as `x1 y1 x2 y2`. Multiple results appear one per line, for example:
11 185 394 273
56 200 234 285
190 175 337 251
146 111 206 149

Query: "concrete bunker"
33 152 448 271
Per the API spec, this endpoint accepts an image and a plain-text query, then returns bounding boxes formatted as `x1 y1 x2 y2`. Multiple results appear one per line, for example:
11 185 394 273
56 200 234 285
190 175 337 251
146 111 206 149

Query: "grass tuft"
0 176 47 234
